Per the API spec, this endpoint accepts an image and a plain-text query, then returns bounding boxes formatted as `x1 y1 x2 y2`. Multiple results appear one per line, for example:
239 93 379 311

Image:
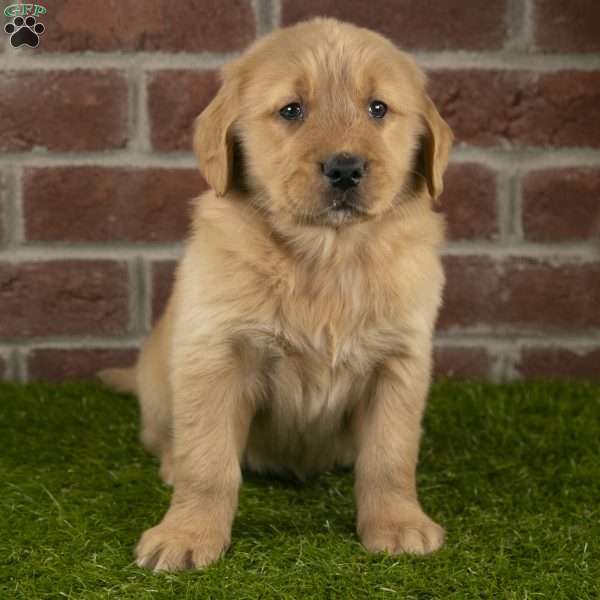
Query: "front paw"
360 513 444 556
135 521 230 571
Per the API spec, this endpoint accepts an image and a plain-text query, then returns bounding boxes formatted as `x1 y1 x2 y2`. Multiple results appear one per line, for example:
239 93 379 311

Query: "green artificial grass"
1 381 599 599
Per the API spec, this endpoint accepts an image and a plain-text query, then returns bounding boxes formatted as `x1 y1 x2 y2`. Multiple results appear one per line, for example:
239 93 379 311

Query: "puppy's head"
194 19 452 229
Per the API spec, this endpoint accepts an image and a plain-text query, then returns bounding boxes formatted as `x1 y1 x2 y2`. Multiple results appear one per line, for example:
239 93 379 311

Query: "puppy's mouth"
330 196 362 212
296 192 371 227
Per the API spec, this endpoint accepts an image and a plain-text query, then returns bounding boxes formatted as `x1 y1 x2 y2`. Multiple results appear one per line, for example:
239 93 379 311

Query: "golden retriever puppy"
100 17 452 571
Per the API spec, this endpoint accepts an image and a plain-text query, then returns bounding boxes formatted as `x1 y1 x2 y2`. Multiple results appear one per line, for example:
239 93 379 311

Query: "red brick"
439 256 600 333
532 0 600 52
428 70 600 148
28 347 138 382
39 0 255 52
23 167 206 243
440 256 497 331
517 347 600 381
441 163 499 240
282 0 508 50
521 169 600 241
148 70 220 152
151 261 177 323
0 71 127 152
0 261 129 337
433 346 493 379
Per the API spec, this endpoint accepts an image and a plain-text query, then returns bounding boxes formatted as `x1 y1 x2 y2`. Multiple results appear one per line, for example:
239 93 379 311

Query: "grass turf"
0 381 599 599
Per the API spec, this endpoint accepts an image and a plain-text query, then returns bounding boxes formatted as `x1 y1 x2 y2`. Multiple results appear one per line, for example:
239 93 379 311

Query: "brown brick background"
0 0 598 382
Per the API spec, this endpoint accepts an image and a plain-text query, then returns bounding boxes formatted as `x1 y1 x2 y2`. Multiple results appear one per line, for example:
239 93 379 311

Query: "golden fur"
100 18 453 571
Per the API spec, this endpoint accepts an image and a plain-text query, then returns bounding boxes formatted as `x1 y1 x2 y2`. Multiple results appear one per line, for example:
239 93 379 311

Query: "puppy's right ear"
193 67 241 196
420 95 453 202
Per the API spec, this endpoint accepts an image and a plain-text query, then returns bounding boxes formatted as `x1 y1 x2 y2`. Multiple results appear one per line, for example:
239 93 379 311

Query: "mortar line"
2 166 16 249
127 258 142 335
0 242 597 261
493 348 509 383
136 69 151 152
251 0 261 36
433 339 507 354
0 52 240 70
1 348 14 380
136 255 148 334
126 64 140 151
10 349 19 381
500 343 521 381
253 0 278 36
15 348 27 383
442 243 599 258
11 164 24 246
0 247 182 261
505 0 530 53
1 337 145 349
511 169 525 240
141 258 152 333
0 243 183 259
0 153 197 168
134 256 148 334
2 148 599 170
450 150 600 171
435 334 600 346
271 0 282 29
3 51 600 71
496 168 514 242
3 334 599 351
514 339 600 352
522 0 534 52
418 51 600 70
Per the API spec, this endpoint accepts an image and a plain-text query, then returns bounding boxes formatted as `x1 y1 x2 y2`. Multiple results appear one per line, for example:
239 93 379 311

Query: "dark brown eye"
368 100 388 119
279 102 304 121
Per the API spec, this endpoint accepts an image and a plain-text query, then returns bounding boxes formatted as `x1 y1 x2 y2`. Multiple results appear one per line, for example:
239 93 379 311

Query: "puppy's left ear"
193 66 241 196
421 95 453 201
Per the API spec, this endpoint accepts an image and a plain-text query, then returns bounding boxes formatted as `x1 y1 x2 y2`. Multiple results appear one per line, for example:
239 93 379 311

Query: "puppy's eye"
368 100 388 119
279 103 304 121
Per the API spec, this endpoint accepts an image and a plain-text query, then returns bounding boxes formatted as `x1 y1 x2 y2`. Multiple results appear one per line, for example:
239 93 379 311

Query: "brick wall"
1 0 599 382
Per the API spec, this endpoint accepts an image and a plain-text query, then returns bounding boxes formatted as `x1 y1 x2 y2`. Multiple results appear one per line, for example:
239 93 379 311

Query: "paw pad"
4 15 45 48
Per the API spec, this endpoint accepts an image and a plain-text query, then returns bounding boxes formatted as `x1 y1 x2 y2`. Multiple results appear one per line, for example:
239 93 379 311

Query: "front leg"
136 346 257 571
354 351 444 555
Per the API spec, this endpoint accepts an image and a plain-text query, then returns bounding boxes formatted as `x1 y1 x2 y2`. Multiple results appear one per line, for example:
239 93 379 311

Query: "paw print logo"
5 15 45 48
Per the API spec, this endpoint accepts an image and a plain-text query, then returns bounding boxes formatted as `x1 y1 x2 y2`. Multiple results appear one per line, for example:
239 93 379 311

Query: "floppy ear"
421 95 453 201
193 70 240 196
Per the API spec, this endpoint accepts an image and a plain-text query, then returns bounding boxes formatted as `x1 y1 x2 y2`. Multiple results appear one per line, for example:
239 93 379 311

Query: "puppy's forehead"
238 19 426 113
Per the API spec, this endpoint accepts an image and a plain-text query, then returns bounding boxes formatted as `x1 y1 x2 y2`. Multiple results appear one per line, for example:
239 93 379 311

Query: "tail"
97 367 137 394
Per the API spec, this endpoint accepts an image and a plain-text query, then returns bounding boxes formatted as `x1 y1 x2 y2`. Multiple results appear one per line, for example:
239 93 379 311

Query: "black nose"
322 153 366 191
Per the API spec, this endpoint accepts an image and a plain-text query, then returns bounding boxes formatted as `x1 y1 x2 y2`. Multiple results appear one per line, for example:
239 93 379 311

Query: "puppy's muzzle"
322 153 366 192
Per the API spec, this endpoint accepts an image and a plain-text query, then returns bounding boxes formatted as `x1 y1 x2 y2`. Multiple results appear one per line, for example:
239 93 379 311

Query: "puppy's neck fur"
196 190 445 314
265 194 445 269
220 183 440 261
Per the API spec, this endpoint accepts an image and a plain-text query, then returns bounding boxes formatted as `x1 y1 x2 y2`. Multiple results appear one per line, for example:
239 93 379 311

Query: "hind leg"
158 447 175 486
137 314 174 485
138 378 174 486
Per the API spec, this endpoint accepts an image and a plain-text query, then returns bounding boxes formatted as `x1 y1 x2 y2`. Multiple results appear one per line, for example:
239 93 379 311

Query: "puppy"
100 18 453 571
